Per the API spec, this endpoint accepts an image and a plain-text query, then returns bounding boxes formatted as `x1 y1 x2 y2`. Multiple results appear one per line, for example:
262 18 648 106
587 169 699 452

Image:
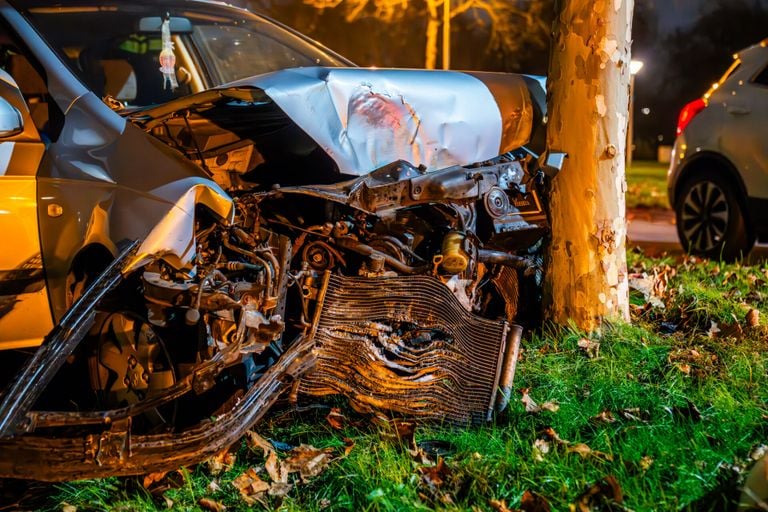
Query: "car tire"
675 170 755 260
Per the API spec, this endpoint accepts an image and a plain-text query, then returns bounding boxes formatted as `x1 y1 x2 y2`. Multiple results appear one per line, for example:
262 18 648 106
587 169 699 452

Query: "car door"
0 68 52 349
719 50 768 200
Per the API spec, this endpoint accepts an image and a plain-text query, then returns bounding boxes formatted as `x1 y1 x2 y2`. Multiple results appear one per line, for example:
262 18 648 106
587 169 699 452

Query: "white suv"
668 39 768 260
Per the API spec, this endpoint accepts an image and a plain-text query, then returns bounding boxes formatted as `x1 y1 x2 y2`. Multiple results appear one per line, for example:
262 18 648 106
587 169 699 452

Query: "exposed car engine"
87 155 547 428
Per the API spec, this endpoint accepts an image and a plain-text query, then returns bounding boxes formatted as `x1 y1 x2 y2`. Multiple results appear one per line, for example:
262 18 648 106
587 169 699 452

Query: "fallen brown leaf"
590 411 616 425
198 497 227 512
573 475 625 511
343 437 355 457
566 443 614 462
142 471 168 489
268 481 293 498
326 407 346 430
618 408 650 422
489 498 512 512
206 448 236 475
61 504 76 512
284 444 335 481
232 467 270 505
265 449 286 484
520 490 551 512
418 458 455 505
521 388 559 414
207 479 222 493
541 427 567 444
533 438 551 461
577 338 601 358
245 430 273 456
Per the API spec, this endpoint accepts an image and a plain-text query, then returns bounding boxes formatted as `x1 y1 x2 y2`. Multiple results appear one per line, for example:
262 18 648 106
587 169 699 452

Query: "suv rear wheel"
675 170 755 260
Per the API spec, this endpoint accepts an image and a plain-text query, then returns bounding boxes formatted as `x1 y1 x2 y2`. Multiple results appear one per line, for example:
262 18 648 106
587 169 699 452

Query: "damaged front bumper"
0 155 537 481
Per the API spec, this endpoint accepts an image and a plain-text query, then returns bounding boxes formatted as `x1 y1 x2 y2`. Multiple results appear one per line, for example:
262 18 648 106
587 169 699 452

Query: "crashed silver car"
0 0 553 480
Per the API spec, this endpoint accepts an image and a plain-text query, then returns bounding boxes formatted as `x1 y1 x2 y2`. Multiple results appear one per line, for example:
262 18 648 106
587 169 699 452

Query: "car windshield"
17 1 349 107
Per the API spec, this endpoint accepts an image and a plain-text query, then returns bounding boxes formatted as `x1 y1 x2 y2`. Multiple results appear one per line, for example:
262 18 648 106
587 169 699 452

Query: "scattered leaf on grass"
245 430 274 455
489 499 513 512
628 268 670 309
573 475 626 512
521 388 559 413
520 490 552 512
707 321 721 339
198 497 227 512
142 471 168 489
284 444 336 481
577 338 601 358
747 309 760 327
61 503 76 512
265 450 286 484
618 408 650 423
418 457 456 505
232 467 271 505
205 448 236 475
208 479 221 493
326 407 346 430
590 411 616 425
268 482 293 498
717 320 743 339
343 437 355 457
533 438 551 462
566 443 613 462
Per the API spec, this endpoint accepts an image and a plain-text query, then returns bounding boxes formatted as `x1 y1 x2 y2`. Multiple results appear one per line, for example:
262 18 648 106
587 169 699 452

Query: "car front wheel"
675 171 754 260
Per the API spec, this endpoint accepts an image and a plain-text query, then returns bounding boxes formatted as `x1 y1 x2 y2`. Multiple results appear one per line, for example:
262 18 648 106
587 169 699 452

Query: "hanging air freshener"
159 18 178 90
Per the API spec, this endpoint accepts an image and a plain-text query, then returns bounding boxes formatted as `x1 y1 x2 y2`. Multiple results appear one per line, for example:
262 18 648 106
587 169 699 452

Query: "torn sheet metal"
124 178 234 273
226 67 540 175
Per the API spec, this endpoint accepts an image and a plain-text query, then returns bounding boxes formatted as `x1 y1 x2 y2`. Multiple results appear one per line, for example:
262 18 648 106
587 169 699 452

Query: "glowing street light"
627 59 644 169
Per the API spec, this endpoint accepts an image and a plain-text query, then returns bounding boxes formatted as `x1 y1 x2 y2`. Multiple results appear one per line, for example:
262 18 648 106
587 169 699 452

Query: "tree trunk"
424 1 440 69
544 0 634 330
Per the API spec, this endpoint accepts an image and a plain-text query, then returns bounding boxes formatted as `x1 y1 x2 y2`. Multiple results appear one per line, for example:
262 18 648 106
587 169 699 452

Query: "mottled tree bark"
544 0 633 330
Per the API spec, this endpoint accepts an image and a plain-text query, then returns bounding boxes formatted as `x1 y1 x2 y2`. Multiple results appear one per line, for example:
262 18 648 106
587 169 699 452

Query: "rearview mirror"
138 16 193 34
0 97 23 138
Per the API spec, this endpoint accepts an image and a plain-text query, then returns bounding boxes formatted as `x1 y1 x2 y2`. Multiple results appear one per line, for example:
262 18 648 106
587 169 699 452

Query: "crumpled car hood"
225 67 545 175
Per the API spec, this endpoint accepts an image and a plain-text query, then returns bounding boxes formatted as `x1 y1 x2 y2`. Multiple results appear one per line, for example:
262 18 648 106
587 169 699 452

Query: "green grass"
36 252 768 511
627 160 670 210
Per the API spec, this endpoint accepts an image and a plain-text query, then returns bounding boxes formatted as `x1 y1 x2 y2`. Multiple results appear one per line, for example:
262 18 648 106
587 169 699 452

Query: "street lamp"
627 59 644 169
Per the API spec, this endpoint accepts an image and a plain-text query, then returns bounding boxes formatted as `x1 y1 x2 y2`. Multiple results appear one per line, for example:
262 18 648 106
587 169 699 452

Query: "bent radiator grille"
300 275 509 425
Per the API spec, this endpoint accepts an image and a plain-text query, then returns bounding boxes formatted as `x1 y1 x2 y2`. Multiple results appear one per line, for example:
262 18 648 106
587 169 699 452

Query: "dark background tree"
242 0 552 71
238 0 767 160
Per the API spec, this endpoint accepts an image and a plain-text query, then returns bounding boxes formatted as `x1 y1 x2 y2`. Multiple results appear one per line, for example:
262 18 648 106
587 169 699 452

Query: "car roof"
737 38 768 59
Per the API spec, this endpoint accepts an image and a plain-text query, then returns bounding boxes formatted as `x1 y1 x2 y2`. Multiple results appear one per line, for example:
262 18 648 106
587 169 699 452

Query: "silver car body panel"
227 67 541 175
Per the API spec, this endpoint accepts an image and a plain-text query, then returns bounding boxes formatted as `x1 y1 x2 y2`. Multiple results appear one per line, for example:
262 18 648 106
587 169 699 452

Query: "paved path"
627 208 768 261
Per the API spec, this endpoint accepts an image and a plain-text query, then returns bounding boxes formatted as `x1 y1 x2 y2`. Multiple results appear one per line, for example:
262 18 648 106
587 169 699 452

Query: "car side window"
0 22 63 141
753 64 768 87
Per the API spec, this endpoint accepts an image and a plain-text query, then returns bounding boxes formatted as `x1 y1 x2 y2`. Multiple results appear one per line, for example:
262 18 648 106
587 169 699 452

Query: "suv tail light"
676 98 707 136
